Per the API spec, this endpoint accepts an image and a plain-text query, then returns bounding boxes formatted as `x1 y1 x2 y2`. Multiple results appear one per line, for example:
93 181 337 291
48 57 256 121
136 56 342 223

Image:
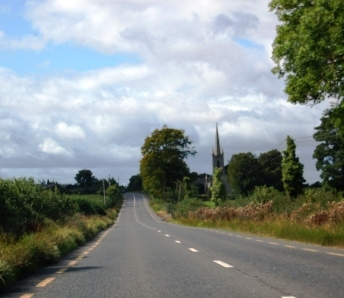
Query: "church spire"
212 123 224 170
214 123 221 156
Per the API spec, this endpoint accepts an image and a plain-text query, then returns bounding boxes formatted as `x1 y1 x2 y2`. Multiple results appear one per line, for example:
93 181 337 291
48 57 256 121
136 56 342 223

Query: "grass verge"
171 217 344 247
0 207 119 291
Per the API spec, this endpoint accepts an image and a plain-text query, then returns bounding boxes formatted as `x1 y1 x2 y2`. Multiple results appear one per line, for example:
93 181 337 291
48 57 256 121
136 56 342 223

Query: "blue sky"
0 0 329 184
0 45 141 75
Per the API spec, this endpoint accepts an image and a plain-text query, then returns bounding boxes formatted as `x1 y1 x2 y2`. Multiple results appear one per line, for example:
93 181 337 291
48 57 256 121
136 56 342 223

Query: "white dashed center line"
214 260 233 268
165 234 170 237
189 248 198 252
175 240 181 243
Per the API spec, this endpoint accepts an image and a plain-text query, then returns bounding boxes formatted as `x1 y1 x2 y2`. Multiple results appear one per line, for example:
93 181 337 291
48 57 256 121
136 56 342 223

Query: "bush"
0 178 78 236
250 185 280 203
174 198 204 218
72 196 107 215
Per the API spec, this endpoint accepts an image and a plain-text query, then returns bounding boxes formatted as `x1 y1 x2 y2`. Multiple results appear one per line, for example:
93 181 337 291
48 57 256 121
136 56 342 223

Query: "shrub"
250 185 280 203
72 196 106 215
173 198 204 218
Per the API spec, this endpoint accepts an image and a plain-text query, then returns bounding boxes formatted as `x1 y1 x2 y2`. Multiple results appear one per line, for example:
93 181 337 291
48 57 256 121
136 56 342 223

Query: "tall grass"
167 186 344 247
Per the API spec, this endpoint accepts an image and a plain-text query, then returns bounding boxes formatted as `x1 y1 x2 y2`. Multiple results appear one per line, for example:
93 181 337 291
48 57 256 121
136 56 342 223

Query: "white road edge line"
213 260 233 268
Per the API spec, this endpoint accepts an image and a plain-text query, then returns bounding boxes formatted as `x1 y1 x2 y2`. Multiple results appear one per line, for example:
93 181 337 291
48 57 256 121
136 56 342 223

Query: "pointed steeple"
214 123 221 156
212 123 224 171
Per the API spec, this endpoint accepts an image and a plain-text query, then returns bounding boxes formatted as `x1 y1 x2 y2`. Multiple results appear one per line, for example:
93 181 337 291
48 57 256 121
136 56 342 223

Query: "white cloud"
0 0 332 184
38 138 72 156
55 122 85 139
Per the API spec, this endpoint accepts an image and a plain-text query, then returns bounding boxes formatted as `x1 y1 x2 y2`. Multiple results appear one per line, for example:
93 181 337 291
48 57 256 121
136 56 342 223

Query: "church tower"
212 123 224 171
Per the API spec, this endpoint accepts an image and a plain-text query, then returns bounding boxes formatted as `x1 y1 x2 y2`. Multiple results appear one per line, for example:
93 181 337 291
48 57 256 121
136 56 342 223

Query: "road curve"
3 192 344 298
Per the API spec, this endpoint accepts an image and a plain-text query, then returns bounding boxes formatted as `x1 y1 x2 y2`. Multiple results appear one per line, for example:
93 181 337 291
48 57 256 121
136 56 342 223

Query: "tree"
258 149 283 191
313 109 344 190
227 152 263 196
270 0 344 105
140 126 196 199
75 169 97 188
282 136 305 198
127 175 142 192
210 167 226 205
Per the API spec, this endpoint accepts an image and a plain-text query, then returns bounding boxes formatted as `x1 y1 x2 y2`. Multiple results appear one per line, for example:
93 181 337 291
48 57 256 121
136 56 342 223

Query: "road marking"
227 233 233 236
92 245 97 248
282 296 296 298
20 294 34 298
157 230 161 232
83 251 89 254
56 267 68 274
214 260 233 268
256 240 264 242
165 234 170 237
302 248 318 252
327 252 344 257
236 235 242 238
268 242 279 245
68 260 77 266
189 248 198 252
245 237 252 240
76 255 84 260
175 240 181 243
284 245 296 248
36 277 55 287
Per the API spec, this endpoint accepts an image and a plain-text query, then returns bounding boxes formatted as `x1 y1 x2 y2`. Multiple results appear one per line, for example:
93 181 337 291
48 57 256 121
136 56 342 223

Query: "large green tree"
140 126 196 199
282 136 305 198
270 0 344 105
227 152 263 196
75 169 97 188
313 109 344 190
126 175 142 192
258 149 283 191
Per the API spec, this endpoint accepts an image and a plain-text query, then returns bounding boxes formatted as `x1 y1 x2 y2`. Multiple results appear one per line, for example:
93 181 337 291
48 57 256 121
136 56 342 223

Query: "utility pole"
103 179 106 205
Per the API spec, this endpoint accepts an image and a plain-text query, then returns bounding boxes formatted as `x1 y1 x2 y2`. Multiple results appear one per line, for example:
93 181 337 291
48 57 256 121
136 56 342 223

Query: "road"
3 192 344 298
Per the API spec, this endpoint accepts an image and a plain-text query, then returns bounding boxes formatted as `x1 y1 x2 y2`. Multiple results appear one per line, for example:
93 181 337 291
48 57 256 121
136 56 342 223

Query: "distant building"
212 123 224 171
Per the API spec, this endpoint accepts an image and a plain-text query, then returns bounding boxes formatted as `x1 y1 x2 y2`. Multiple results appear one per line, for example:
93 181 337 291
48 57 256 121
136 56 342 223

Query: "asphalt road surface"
3 192 344 298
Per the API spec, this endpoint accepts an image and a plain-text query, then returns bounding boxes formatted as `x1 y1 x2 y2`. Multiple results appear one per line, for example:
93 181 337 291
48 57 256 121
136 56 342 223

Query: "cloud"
0 0 332 185
55 122 85 139
38 138 72 156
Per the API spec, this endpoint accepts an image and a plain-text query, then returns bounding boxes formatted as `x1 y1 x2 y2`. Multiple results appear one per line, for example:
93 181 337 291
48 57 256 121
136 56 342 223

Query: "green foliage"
72 196 107 215
75 169 98 188
173 197 204 218
0 178 78 236
227 152 263 195
270 0 344 104
126 174 142 192
210 168 226 205
258 150 283 191
106 184 123 208
140 126 196 199
313 108 344 191
282 136 305 198
251 185 280 204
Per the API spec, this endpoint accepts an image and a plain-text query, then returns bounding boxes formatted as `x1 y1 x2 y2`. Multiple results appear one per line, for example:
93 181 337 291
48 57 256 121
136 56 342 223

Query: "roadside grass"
0 178 123 292
0 208 118 291
149 187 344 248
171 217 344 247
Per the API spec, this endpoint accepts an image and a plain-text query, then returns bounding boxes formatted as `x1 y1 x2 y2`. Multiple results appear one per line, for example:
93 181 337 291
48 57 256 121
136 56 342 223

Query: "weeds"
164 186 344 247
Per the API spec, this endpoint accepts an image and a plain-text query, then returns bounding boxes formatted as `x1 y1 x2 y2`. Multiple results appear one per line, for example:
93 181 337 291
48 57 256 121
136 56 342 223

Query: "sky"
0 0 331 186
